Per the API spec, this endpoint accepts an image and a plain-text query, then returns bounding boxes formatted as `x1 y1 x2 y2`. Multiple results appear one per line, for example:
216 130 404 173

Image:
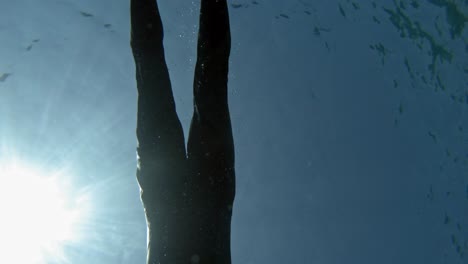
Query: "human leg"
131 0 186 161
130 0 188 262
187 0 235 262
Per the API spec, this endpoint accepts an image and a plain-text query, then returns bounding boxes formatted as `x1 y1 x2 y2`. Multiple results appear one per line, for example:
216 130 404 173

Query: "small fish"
444 213 450 225
80 11 93 17
404 57 415 79
339 4 346 17
251 1 259 4
426 185 434 201
0 73 11 82
104 24 112 29
26 39 40 51
304 10 311 15
445 149 451 157
420 75 427 84
231 4 242 8
428 131 437 143
314 26 331 36
372 16 381 24
451 234 457 245
314 27 320 36
279 14 289 19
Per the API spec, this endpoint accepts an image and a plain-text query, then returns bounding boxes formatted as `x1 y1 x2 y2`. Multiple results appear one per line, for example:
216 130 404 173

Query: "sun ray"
0 158 91 263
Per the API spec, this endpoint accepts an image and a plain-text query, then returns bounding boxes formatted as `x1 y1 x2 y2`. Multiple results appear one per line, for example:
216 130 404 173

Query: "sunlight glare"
0 159 90 263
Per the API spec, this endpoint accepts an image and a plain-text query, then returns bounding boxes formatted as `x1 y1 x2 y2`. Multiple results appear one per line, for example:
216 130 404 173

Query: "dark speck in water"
80 11 93 17
444 213 450 225
428 131 437 143
0 73 12 82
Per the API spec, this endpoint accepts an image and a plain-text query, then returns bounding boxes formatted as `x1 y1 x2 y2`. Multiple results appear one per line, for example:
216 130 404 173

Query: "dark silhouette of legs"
187 0 235 263
131 0 188 263
130 0 234 263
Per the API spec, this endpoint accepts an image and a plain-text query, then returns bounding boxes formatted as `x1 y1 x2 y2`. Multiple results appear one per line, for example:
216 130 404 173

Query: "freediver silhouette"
130 0 235 263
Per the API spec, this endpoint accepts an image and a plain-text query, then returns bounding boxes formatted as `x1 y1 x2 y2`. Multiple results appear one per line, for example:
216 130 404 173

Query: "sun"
0 159 90 264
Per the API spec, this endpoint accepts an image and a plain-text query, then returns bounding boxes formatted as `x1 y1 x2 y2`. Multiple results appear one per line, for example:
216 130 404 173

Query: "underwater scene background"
0 0 466 263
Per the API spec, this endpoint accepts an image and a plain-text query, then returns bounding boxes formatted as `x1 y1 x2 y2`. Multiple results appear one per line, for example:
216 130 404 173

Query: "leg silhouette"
187 0 235 262
131 0 188 263
130 0 235 263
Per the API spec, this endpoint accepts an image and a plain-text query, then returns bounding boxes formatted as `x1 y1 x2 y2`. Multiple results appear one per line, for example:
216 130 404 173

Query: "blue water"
0 0 466 263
